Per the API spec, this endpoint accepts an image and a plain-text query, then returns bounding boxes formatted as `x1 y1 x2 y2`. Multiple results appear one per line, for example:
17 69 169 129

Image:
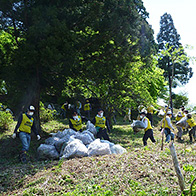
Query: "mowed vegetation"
0 116 196 196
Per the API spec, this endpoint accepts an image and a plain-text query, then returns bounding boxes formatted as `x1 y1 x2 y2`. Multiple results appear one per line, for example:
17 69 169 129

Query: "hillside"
0 120 196 196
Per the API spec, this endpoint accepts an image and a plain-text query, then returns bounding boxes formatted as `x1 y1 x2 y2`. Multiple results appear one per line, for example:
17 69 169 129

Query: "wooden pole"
169 142 185 192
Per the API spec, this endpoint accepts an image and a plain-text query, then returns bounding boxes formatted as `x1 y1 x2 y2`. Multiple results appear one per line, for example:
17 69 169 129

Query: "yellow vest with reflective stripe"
95 116 106 128
19 114 34 133
70 116 82 131
84 103 90 111
162 116 171 129
186 118 196 128
144 117 152 131
176 115 183 122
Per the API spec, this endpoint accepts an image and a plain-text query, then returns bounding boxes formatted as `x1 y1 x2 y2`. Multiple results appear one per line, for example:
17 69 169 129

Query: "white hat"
29 105 35 111
167 111 172 115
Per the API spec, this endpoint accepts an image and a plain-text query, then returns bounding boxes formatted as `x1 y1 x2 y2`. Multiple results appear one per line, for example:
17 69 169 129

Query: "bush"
0 110 13 131
40 102 57 123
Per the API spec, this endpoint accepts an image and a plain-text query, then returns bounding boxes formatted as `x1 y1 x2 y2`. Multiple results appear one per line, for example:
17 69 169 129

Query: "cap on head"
187 113 192 119
167 111 172 115
140 111 146 115
29 105 35 111
98 109 103 113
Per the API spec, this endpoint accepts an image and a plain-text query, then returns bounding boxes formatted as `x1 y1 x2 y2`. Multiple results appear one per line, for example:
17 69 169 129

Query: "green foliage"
172 93 188 109
0 109 13 131
0 0 166 120
39 102 57 123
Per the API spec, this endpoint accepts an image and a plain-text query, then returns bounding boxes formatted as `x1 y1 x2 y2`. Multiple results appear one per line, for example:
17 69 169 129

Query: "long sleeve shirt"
141 118 148 129
166 116 174 130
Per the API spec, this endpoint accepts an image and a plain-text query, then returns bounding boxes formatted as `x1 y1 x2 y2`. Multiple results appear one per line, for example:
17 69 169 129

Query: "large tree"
0 0 165 129
157 13 193 110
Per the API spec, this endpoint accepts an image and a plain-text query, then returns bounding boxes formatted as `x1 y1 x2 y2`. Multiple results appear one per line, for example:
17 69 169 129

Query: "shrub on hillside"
0 110 13 131
40 102 57 122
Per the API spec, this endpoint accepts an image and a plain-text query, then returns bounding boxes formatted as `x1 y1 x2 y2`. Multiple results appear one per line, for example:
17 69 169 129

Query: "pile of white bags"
37 122 127 160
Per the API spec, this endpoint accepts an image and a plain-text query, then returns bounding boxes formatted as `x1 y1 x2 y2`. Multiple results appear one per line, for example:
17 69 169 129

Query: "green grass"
0 117 196 195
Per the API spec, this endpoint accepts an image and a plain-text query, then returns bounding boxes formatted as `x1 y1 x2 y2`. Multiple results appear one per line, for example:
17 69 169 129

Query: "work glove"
12 133 16 139
37 135 41 140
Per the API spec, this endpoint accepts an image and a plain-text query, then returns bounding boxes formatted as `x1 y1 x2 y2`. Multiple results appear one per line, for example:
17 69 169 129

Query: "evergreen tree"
157 13 193 110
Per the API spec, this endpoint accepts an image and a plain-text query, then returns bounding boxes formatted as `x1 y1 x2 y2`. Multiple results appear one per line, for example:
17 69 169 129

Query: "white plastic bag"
86 121 97 136
74 132 94 146
45 137 60 145
158 109 165 117
37 144 59 160
82 130 95 140
110 144 127 154
61 139 88 159
54 135 70 153
176 117 189 128
131 120 145 129
87 139 111 156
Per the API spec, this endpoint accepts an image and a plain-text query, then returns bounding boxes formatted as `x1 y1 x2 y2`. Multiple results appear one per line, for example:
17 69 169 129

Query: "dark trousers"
97 128 110 141
85 110 90 120
189 126 196 142
143 129 156 146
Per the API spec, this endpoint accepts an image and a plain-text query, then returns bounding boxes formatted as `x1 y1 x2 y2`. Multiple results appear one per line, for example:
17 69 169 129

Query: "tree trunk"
169 142 185 192
168 75 173 114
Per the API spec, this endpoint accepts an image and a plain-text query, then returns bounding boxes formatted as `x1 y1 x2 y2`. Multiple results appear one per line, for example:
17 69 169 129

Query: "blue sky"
143 0 196 106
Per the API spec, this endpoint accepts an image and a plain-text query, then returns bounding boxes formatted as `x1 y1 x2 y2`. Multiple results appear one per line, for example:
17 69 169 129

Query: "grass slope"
0 119 196 196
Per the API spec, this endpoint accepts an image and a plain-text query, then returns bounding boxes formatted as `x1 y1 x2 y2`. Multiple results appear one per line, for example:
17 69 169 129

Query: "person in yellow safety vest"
175 111 184 141
69 110 86 132
76 101 82 116
186 113 196 142
123 108 131 122
12 105 41 163
83 100 91 120
61 101 68 118
92 109 111 141
146 105 157 126
161 111 175 143
139 111 156 146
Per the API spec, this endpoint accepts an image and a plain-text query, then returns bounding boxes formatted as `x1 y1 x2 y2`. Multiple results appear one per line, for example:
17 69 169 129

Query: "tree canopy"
0 0 167 128
157 13 193 109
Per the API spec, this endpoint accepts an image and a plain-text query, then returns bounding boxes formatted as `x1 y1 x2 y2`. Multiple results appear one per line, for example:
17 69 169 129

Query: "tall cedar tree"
157 13 193 110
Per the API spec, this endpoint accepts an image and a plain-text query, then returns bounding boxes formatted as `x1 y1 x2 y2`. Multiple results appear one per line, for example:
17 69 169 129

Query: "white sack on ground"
100 140 115 147
86 121 97 136
74 132 94 145
61 139 88 159
110 144 127 154
45 137 60 145
82 130 95 140
37 144 59 160
176 117 189 128
87 139 111 156
54 135 70 153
